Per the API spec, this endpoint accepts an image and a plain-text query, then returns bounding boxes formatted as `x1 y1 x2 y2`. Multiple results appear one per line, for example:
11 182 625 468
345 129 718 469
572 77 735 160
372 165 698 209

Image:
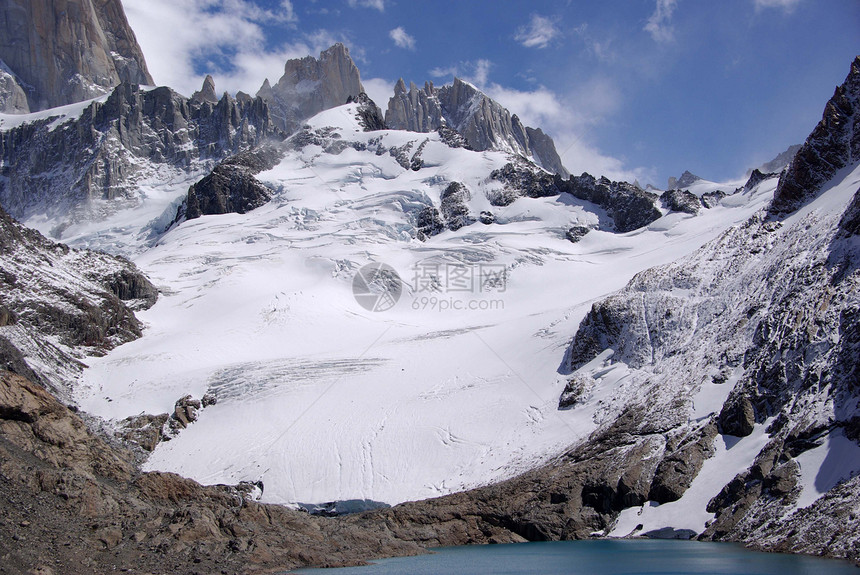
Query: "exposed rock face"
385 77 569 176
770 56 860 215
0 0 153 112
191 74 218 103
560 173 662 232
701 190 726 209
0 61 28 113
526 126 568 178
0 82 276 228
668 170 702 190
0 370 425 574
386 79 444 132
660 188 701 214
178 144 283 221
488 164 663 232
439 182 475 231
489 162 562 206
0 205 156 398
743 168 778 193
257 43 364 133
348 92 386 131
565 225 591 243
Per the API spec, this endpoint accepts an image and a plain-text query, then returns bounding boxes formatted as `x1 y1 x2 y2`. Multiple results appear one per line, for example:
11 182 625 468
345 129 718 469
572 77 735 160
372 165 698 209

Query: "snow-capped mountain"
66 99 776 510
0 81 275 238
386 77 569 177
0 2 858 569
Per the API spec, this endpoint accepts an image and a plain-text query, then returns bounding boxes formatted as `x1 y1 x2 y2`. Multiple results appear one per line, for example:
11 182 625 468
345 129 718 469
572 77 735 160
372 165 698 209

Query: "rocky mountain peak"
192 74 219 103
256 43 364 132
384 75 569 177
668 170 702 190
0 0 153 113
770 55 860 215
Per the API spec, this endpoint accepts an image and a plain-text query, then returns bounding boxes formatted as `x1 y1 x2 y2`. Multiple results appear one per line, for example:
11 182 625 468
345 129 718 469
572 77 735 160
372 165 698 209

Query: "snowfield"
71 103 782 508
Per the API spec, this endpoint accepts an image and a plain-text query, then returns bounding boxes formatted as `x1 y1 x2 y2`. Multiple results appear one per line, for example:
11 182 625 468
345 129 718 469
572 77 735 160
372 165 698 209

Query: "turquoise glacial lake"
291 539 858 574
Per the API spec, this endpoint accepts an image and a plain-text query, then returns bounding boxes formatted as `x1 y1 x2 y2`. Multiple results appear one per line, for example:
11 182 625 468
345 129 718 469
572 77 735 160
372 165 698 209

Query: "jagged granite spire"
385 76 569 177
256 43 365 132
192 75 219 104
0 0 154 112
386 79 444 133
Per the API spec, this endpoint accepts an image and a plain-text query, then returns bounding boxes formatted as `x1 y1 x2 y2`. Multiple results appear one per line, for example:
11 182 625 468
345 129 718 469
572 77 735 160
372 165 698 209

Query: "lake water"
291 540 858 574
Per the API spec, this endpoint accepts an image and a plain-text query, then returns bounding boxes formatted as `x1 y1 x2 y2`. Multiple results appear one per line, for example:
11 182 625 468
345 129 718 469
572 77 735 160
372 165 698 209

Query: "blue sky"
124 0 859 187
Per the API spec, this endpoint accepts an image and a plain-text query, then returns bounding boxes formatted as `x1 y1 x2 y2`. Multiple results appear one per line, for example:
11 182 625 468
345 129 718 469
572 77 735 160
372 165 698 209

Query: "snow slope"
73 103 777 507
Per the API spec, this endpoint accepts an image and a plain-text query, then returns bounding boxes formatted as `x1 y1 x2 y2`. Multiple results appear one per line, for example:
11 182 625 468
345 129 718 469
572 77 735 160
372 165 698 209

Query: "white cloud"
573 23 616 63
429 65 459 79
347 0 386 11
389 27 416 50
429 60 491 88
753 0 801 11
514 14 560 49
483 76 648 183
644 0 678 43
362 77 394 109
472 59 491 87
281 0 298 22
124 0 351 98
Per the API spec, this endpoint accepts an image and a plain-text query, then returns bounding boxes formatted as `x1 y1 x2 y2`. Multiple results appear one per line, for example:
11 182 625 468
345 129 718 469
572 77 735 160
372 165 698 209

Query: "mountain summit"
386 77 569 177
256 43 365 133
0 0 153 113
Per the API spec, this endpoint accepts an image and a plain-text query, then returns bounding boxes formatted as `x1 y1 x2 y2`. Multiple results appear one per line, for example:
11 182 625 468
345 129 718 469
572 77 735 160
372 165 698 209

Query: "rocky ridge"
0 0 153 112
770 56 860 214
385 77 569 177
0 80 277 230
0 205 156 400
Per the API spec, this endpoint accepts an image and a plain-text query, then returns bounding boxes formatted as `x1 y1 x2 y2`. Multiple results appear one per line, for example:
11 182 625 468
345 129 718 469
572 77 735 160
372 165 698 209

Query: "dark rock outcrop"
661 189 701 214
0 370 424 574
176 144 283 221
0 82 277 227
348 92 386 131
414 206 445 240
743 168 778 193
565 225 591 243
559 173 662 232
0 0 153 112
769 56 860 215
439 182 475 231
0 205 156 397
489 162 561 206
701 190 726 209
